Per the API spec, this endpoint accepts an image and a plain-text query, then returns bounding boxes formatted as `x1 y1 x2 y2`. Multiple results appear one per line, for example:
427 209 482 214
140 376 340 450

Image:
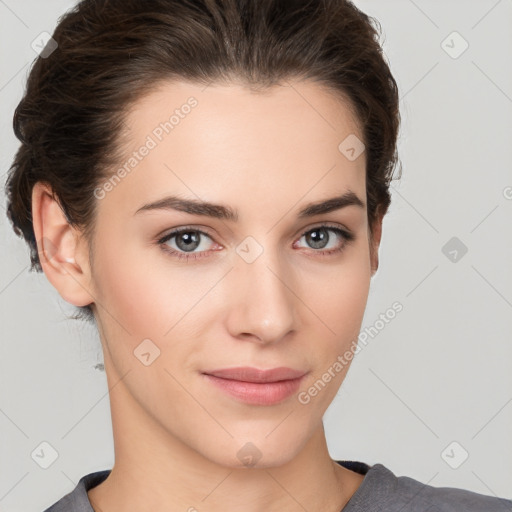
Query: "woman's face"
84 79 379 468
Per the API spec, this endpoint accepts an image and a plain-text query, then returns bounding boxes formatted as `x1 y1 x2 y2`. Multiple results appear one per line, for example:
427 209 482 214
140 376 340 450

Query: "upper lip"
204 366 306 383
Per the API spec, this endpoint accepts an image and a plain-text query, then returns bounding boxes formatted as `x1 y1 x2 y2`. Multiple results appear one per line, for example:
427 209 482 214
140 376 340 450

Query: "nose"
225 246 299 345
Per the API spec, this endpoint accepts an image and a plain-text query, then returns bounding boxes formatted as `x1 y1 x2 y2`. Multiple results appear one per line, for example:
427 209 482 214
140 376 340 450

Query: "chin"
192 429 308 470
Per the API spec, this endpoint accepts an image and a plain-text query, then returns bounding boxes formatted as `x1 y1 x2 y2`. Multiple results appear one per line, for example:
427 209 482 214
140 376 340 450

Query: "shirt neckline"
70 460 392 512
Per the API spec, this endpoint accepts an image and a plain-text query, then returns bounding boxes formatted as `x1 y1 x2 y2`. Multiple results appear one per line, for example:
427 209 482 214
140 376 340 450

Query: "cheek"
299 249 371 340
92 237 220 357
294 256 371 402
295 260 371 408
91 234 170 339
330 264 371 334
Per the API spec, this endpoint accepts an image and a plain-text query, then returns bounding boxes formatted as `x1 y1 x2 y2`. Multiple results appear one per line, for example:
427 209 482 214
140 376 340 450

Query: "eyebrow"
134 191 365 221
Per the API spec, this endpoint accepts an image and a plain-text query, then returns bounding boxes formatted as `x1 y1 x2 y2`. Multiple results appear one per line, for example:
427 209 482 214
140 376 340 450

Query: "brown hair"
5 0 401 323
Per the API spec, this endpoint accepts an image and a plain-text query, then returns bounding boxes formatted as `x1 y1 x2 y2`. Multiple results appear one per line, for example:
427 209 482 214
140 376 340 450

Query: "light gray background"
1 1 511 510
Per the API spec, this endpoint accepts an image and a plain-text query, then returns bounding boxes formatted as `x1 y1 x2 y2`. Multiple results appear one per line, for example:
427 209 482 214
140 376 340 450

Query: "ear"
31 182 95 307
369 209 384 276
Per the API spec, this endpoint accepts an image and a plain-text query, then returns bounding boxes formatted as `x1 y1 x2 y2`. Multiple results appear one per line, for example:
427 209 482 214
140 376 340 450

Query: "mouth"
202 366 308 406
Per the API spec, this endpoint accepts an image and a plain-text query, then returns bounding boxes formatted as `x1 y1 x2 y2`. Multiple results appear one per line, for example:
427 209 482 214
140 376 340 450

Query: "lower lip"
203 374 304 405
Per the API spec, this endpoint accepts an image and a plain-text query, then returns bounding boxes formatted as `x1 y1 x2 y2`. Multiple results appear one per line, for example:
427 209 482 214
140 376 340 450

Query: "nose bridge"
228 236 298 343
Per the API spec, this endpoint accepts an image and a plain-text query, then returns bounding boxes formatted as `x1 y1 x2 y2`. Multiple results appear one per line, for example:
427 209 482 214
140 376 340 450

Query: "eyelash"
157 223 355 262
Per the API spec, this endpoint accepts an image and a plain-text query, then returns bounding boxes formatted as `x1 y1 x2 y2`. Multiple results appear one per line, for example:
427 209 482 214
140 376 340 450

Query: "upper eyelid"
158 226 212 243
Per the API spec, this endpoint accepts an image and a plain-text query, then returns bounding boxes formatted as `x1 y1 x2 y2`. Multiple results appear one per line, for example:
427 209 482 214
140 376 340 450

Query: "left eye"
295 226 350 251
157 224 354 261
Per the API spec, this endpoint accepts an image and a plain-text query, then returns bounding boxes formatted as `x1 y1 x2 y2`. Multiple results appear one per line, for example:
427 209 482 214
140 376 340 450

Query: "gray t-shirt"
42 460 512 511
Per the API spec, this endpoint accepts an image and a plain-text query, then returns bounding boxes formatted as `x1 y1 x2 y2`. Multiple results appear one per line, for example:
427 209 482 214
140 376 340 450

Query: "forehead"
99 78 366 220
124 78 363 147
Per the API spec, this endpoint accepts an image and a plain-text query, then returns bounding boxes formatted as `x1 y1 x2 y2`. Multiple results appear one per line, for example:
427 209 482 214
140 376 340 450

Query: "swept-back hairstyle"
5 0 401 323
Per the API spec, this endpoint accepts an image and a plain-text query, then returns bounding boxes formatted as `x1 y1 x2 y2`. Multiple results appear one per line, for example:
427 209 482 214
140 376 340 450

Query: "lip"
202 366 307 406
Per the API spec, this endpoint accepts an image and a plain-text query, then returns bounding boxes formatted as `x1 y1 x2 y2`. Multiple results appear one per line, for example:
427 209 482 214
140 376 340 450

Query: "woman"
5 0 511 510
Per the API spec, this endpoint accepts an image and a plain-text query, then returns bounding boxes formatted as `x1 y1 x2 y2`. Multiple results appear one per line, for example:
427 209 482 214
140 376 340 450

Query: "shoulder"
337 461 512 511
371 463 512 511
41 469 111 512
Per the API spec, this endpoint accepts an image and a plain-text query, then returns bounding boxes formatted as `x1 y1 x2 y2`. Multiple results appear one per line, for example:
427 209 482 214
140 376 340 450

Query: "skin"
32 78 383 511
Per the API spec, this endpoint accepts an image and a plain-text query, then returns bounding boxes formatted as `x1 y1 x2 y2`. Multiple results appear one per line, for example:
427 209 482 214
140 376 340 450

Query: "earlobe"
32 182 95 307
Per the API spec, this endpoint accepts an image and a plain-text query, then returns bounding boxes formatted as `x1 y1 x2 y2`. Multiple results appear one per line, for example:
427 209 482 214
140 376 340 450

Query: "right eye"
157 227 218 261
